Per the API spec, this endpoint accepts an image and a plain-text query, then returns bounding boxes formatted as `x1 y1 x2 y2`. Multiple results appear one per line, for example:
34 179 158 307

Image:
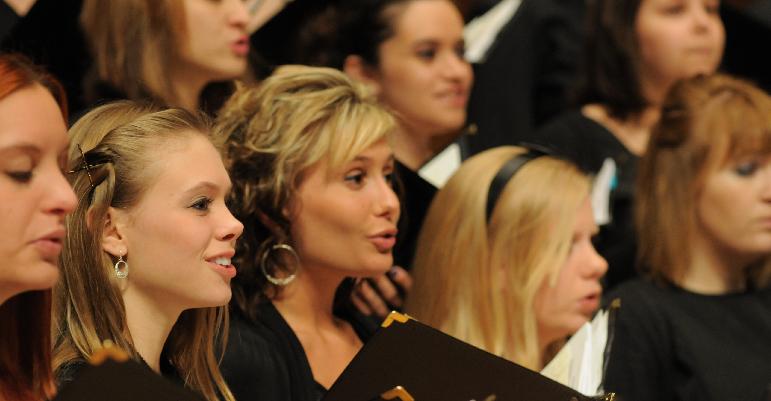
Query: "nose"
760 163 771 202
219 207 245 242
690 1 715 32
584 242 608 279
45 168 78 218
375 175 400 223
442 50 473 84
228 0 249 29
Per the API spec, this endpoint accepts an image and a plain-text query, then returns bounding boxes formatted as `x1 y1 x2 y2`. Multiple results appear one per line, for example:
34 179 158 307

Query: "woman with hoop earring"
213 65 400 401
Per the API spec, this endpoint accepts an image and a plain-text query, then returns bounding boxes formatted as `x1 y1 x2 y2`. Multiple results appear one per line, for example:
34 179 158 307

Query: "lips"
231 36 249 57
369 228 398 253
436 88 468 108
578 292 601 316
31 227 66 264
206 251 237 279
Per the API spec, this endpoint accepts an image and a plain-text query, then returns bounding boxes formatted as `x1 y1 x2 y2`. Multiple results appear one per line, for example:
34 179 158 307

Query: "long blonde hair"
53 101 234 401
215 65 396 322
405 146 590 370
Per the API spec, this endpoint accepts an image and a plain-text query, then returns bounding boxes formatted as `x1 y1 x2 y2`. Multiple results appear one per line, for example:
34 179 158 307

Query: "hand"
350 266 413 319
5 0 38 16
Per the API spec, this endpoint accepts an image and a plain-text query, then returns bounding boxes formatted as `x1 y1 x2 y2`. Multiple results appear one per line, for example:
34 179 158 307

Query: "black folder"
53 354 205 401
324 312 613 401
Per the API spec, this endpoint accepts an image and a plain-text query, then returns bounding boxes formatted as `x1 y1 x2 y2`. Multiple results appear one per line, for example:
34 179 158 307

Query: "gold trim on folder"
381 311 411 328
380 386 415 401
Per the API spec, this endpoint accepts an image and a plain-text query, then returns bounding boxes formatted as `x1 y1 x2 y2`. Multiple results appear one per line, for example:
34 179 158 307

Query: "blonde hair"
214 65 396 321
405 146 590 370
637 73 771 287
53 101 234 401
80 0 185 105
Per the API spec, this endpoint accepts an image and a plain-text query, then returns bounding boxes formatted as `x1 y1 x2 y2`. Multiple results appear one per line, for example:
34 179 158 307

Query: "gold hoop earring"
114 254 129 279
260 244 299 286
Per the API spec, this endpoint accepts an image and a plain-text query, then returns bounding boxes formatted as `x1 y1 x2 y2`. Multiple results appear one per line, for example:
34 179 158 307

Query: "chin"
23 261 60 291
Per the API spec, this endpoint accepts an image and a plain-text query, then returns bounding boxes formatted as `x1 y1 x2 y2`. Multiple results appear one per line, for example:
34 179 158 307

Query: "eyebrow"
183 181 230 195
352 155 396 164
0 143 42 157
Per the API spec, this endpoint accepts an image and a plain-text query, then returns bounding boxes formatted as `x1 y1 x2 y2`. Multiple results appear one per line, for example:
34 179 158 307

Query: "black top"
535 110 639 290
393 160 437 271
604 278 771 401
221 302 329 401
464 0 586 155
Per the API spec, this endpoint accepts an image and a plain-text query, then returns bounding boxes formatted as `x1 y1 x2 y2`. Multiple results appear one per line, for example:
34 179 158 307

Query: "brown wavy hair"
0 53 67 401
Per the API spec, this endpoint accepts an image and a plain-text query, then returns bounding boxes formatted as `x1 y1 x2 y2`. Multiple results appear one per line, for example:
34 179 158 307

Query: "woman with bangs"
53 101 243 401
404 146 608 371
604 74 771 401
214 65 400 401
0 54 77 401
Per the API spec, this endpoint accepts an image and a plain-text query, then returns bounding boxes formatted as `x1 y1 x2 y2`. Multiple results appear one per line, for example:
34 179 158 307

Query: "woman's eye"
6 171 33 183
734 161 759 177
384 172 395 186
191 197 213 211
416 48 436 61
344 171 365 186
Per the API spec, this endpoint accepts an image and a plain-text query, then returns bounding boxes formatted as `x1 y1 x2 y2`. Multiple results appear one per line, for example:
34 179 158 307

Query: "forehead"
136 134 230 204
388 0 464 41
0 84 67 152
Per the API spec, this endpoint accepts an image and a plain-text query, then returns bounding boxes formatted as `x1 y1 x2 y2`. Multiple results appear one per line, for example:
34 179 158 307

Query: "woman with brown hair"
79 0 249 114
215 65 400 401
0 53 77 401
53 101 243 401
604 74 771 401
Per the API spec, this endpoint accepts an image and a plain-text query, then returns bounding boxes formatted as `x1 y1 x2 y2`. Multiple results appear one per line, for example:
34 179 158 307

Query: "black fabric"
1 0 89 119
221 302 345 401
535 111 638 290
56 356 186 391
604 279 771 401
0 1 19 43
392 160 437 271
464 0 585 156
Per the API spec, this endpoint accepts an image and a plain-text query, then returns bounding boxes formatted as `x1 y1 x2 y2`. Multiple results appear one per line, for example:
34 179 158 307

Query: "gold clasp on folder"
381 311 412 328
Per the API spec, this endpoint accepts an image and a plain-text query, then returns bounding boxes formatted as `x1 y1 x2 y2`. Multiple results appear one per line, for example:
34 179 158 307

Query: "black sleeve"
603 285 674 401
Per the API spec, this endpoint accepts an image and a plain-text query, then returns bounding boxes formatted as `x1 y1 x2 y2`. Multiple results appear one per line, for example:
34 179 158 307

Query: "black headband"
485 146 551 223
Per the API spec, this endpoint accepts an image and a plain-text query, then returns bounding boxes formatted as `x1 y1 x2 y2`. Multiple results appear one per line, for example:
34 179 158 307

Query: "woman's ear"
100 207 129 257
343 55 382 96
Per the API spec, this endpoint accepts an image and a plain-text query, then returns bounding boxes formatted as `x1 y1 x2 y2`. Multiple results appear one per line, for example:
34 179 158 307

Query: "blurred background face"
635 0 724 95
115 134 243 314
373 0 472 137
290 139 400 278
695 155 771 265
177 0 250 82
534 199 607 345
0 85 76 302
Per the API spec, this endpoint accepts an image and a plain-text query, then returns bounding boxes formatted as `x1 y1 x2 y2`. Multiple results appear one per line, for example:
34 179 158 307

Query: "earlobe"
343 55 382 96
101 207 128 257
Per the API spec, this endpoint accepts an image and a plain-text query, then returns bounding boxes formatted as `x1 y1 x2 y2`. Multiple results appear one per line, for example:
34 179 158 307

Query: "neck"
168 67 208 112
122 289 180 374
392 121 457 171
272 265 345 332
682 231 753 294
582 104 660 156
536 336 564 371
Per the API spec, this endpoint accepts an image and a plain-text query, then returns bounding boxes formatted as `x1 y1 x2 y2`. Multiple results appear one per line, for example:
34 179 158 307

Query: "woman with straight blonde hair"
0 54 77 401
79 0 249 114
215 65 400 400
405 146 608 371
53 101 243 401
604 74 771 401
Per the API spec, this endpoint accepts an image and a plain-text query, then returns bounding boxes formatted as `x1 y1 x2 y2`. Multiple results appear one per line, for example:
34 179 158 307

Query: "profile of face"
635 0 725 90
369 0 473 137
695 156 771 264
104 134 243 313
0 85 77 301
289 139 400 278
177 0 250 82
534 198 607 345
